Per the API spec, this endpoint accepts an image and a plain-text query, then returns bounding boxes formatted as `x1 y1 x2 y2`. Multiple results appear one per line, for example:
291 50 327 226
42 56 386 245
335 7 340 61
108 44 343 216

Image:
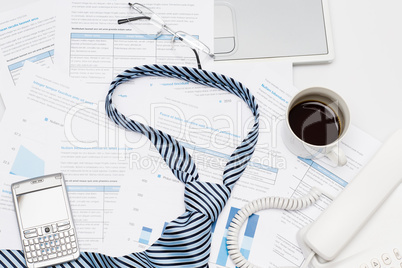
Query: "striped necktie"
0 64 259 268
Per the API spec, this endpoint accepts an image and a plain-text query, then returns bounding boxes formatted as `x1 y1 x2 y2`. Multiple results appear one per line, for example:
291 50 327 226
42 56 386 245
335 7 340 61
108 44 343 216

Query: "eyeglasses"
118 3 214 69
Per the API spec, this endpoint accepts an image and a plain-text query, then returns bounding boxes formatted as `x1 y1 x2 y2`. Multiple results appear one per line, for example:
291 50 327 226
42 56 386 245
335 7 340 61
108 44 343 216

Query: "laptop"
214 0 334 64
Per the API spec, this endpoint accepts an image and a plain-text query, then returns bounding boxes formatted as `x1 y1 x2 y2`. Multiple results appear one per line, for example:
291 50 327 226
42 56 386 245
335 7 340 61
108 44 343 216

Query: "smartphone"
11 173 80 268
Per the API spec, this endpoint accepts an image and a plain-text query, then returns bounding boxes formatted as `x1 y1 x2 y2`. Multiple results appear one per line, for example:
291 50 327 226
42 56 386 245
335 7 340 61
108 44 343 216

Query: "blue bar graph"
139 223 168 246
139 227 152 245
216 207 259 266
240 213 259 260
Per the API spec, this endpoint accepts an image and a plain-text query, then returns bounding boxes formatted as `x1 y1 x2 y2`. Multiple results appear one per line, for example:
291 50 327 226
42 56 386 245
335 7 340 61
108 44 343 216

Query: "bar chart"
215 206 259 267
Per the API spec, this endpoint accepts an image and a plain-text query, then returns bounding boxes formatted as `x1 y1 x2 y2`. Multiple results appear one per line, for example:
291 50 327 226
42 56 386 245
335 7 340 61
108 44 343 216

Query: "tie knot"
184 181 231 221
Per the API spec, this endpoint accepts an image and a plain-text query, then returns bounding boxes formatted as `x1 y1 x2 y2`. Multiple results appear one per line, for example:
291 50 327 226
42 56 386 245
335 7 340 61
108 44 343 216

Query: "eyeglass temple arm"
117 16 150 24
191 48 202 69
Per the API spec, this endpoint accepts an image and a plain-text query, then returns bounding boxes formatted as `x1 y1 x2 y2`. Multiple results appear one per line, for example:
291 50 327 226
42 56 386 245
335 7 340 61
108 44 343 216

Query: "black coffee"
289 100 341 146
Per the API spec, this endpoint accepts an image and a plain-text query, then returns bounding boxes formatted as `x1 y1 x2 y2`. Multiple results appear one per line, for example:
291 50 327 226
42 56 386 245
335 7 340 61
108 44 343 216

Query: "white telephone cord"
226 188 323 268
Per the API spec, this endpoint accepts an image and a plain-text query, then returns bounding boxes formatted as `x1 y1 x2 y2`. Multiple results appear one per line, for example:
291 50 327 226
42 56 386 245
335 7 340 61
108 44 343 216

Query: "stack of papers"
0 0 381 267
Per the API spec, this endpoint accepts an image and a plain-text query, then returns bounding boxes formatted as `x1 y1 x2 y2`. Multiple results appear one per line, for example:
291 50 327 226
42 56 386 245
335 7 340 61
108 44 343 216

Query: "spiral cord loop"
227 188 323 268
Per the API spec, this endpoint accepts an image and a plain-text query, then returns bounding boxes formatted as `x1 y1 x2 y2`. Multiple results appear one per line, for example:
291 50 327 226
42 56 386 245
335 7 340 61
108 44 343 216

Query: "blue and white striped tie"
0 64 259 268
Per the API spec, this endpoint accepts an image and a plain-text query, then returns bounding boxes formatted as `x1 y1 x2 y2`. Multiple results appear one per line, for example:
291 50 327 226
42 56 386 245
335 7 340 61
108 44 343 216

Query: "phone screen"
17 186 69 229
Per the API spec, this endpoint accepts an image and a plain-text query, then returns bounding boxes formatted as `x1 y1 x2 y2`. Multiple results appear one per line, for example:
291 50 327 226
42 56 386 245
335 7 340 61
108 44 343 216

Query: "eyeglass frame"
118 2 214 69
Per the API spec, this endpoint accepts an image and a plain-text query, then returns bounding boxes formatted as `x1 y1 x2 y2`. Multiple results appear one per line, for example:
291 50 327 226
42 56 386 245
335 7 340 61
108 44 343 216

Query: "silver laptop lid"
214 0 334 64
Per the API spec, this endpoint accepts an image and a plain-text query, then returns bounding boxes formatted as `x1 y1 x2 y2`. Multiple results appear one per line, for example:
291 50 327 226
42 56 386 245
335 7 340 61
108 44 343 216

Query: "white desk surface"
2 0 402 143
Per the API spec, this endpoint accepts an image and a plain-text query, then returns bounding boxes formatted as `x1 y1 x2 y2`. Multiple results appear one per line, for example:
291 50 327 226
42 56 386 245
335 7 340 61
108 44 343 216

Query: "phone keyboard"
23 228 78 264
358 247 402 268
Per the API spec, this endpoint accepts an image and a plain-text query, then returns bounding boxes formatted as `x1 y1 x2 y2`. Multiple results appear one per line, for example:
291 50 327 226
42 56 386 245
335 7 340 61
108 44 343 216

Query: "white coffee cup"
281 87 350 166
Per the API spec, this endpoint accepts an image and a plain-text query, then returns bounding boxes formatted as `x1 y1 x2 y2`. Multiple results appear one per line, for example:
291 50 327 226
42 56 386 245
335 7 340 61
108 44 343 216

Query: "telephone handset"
300 130 402 267
226 130 402 268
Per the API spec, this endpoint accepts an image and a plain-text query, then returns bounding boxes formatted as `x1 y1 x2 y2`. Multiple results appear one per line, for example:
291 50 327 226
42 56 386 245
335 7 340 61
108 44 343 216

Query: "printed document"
101 62 382 267
0 0 214 252
54 0 214 84
0 0 55 104
0 62 140 252
0 173 23 250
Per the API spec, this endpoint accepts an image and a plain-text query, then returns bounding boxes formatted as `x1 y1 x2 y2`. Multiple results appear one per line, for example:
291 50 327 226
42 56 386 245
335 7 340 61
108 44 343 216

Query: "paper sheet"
101 62 382 267
0 173 24 250
0 0 55 104
54 0 214 84
0 62 141 252
0 0 217 252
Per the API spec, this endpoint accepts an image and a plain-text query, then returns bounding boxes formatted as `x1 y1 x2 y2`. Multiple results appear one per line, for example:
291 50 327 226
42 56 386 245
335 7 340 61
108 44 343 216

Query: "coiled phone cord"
227 188 323 268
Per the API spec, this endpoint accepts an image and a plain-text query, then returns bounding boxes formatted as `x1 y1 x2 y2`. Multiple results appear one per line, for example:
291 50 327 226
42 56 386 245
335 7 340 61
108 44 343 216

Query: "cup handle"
326 147 347 166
